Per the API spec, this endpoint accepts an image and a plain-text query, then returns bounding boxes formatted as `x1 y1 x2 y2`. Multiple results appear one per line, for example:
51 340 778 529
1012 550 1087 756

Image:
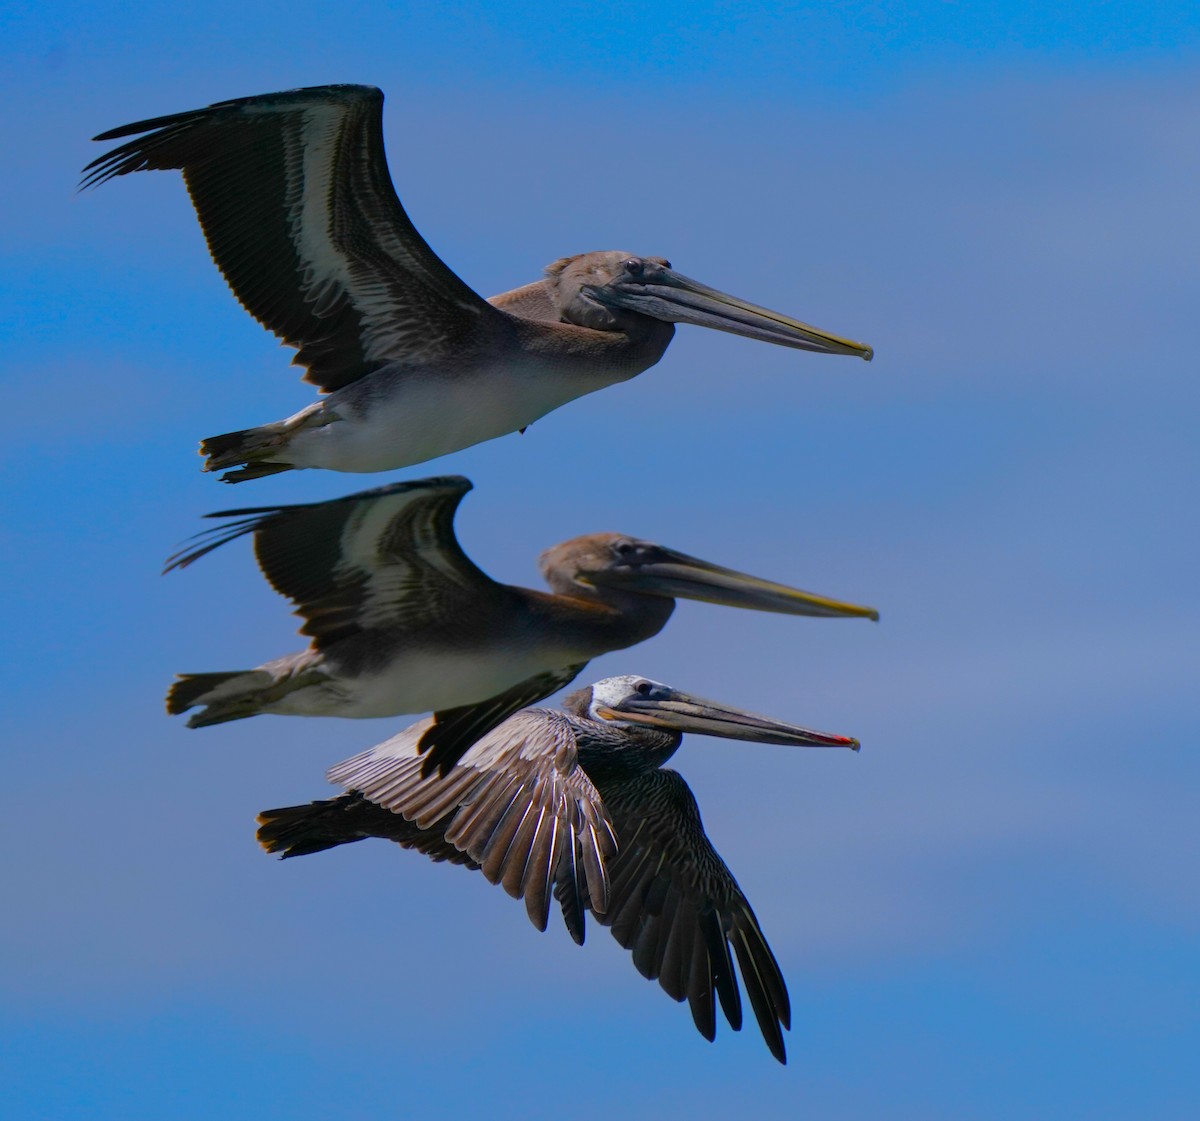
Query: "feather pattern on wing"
164 477 501 648
326 709 617 928
82 84 510 391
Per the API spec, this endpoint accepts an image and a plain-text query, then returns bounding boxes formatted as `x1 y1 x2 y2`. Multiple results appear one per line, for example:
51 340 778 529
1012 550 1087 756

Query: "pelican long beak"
588 266 872 359
591 546 879 620
597 686 859 749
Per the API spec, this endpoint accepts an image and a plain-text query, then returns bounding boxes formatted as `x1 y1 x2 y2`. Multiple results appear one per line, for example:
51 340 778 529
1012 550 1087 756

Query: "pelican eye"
634 681 653 696
623 257 644 277
614 541 637 559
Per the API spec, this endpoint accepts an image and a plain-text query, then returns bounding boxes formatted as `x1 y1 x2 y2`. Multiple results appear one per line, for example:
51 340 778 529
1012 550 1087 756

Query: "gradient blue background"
2 2 1198 1117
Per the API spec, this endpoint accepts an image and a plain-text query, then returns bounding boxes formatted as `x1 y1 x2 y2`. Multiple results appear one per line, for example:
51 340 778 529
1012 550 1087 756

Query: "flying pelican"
257 674 860 1063
82 84 873 483
165 476 877 773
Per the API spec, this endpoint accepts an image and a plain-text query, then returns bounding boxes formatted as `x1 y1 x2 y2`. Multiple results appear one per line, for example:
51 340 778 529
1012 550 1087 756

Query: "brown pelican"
258 674 860 1063
82 84 873 483
164 476 877 773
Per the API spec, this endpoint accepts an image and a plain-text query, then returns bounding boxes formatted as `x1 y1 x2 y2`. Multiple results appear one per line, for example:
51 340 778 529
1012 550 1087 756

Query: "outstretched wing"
83 84 509 391
165 477 498 647
326 709 617 937
417 663 589 778
574 769 791 1064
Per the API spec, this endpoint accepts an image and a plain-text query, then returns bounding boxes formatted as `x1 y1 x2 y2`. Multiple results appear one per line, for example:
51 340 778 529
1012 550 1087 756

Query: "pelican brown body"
257 675 861 1063
83 84 873 482
165 476 878 773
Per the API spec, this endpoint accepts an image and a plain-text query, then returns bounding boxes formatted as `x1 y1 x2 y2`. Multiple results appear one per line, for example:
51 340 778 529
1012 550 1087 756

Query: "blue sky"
2 2 1198 1117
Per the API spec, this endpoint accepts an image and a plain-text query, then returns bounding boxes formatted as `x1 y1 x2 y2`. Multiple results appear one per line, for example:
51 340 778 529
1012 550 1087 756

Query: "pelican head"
546 251 872 359
539 532 879 620
572 675 859 749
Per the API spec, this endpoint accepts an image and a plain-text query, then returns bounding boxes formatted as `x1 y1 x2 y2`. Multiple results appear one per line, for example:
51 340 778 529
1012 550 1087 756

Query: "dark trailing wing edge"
591 769 791 1063
418 662 589 778
83 84 508 392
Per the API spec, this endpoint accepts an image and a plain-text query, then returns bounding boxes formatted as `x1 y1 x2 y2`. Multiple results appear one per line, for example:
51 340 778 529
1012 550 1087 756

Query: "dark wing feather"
587 768 791 1064
326 710 617 933
164 477 497 647
83 84 509 391
418 662 589 778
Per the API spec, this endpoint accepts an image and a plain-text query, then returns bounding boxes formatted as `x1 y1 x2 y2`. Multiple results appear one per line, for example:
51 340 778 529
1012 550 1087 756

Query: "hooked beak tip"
818 733 860 751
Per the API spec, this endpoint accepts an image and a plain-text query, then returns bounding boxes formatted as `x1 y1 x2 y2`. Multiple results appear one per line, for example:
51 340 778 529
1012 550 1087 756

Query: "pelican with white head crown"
257 674 861 1064
164 476 878 773
82 84 873 482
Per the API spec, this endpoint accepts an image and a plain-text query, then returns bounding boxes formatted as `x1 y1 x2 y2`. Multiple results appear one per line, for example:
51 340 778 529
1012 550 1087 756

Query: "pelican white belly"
267 644 575 719
284 359 621 475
